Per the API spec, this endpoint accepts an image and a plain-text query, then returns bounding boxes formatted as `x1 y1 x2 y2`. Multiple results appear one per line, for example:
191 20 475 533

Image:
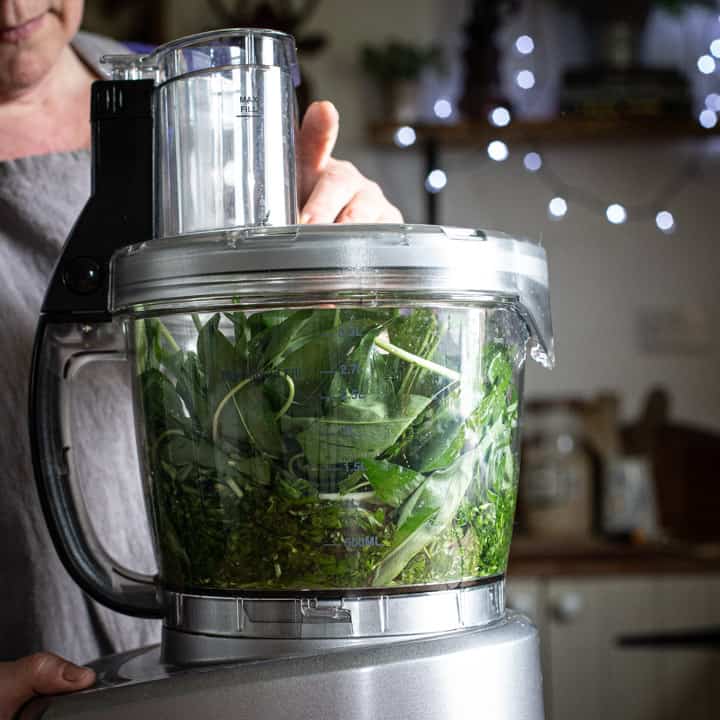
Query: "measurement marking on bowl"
320 390 366 402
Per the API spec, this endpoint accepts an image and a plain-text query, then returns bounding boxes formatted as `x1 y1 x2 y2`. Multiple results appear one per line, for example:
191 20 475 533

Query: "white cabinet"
507 576 720 720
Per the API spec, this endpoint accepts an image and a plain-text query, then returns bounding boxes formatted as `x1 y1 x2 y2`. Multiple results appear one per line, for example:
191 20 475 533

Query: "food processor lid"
110 224 555 367
143 28 300 86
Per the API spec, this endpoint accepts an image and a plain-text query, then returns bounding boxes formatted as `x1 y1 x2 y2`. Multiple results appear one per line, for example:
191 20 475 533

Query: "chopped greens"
137 307 522 591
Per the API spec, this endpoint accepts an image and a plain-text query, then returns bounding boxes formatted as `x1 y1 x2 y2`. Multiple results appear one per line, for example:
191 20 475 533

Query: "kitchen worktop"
508 537 720 577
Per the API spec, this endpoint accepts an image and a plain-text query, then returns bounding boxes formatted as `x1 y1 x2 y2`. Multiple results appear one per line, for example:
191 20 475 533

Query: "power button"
62 257 103 295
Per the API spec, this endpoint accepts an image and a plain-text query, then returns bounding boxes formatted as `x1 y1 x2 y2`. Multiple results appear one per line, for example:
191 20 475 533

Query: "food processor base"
19 613 544 720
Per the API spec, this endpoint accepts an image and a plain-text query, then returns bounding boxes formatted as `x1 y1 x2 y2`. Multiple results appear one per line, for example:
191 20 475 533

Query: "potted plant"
361 40 445 122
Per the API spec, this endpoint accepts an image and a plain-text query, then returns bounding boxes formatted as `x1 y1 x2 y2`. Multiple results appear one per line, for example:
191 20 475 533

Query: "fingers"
300 159 404 225
336 185 404 224
300 159 359 224
297 100 403 224
0 652 95 719
297 100 340 206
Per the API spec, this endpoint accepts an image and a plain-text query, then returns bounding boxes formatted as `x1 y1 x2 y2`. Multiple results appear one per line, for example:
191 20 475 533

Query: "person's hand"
297 101 403 224
0 653 95 720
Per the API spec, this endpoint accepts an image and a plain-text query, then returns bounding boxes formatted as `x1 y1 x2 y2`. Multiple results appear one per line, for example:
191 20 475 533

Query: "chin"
0 18 66 96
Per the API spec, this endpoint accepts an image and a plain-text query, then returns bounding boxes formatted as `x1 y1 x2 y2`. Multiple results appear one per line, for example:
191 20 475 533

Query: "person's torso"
0 32 160 663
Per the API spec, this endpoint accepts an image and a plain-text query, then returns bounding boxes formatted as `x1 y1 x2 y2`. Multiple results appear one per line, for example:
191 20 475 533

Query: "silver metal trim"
163 580 505 641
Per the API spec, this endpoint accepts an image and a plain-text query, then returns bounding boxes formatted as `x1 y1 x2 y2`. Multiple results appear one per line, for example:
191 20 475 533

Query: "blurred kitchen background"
84 1 720 718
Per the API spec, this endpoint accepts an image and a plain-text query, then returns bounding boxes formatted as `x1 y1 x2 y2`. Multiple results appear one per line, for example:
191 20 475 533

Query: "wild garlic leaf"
159 433 222 469
225 312 251 360
280 320 378 411
328 327 394 401
197 314 244 387
214 380 282 457
288 394 431 465
400 397 467 473
257 309 314 368
356 458 426 507
387 309 440 398
140 368 188 435
372 447 482 586
173 353 211 433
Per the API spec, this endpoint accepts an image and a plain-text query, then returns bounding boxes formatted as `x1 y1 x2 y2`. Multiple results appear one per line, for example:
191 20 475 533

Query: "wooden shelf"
508 537 720 577
369 115 720 147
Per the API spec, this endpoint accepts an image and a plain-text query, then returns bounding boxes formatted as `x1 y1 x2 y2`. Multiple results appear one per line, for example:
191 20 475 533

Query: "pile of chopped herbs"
136 307 521 591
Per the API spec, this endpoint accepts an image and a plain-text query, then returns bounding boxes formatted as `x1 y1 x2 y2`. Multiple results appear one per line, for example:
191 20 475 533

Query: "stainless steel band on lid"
110 223 555 367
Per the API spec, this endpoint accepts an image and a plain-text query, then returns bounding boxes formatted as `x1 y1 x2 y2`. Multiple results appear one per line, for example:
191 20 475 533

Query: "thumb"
297 100 339 207
0 653 95 719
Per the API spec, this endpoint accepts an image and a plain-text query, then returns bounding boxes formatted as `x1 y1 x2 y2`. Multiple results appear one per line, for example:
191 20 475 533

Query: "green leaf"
371 447 481 586
228 455 273 484
288 394 430 465
136 319 181 374
356 458 426 507
159 433 223 469
328 327 393 400
140 368 189 436
197 314 244 388
387 309 440 398
256 309 314 368
213 380 283 456
249 309 293 332
225 312 251 361
400 397 467 473
170 352 211 433
280 320 377 412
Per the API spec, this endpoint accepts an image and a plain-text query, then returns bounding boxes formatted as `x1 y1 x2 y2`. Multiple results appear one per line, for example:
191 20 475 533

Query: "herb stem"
273 372 296 420
157 321 181 352
373 336 460 382
192 313 203 333
318 491 377 502
152 428 185 461
340 478 372 495
212 377 254 444
288 452 305 477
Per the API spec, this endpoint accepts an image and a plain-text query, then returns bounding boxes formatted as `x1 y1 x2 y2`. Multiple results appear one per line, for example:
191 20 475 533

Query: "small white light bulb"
705 93 720 111
699 109 718 129
711 39 720 58
548 197 568 219
523 152 543 172
516 70 536 89
655 211 675 233
433 99 453 119
515 35 535 55
606 204 627 225
425 169 447 193
698 54 716 74
487 140 509 162
393 126 417 147
490 106 511 127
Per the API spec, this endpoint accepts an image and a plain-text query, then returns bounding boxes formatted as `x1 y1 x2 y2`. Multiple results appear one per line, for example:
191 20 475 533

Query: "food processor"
26 29 554 719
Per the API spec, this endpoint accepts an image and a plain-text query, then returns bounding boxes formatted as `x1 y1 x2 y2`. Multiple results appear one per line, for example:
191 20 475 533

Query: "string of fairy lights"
391 20 720 234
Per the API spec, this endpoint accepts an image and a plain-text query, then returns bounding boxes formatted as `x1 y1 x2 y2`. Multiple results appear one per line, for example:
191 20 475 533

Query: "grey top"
0 32 160 663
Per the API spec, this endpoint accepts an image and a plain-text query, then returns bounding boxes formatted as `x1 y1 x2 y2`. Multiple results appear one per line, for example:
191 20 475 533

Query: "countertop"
507 537 720 577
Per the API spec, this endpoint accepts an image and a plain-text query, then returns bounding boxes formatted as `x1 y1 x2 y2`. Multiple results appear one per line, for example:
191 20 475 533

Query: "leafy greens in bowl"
135 305 524 592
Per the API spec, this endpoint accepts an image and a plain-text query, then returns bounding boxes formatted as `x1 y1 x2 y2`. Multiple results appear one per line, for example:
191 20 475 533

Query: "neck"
0 46 96 161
